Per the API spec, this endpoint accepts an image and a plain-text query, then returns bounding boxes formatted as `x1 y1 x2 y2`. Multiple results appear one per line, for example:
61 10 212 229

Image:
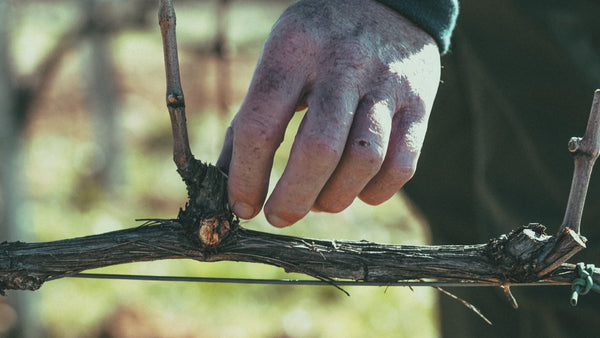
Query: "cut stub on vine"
197 217 231 247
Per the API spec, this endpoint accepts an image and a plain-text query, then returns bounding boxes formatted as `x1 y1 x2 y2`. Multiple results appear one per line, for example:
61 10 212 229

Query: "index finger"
222 60 306 219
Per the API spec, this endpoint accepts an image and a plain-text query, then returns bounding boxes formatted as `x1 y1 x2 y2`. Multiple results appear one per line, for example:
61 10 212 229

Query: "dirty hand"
217 0 441 227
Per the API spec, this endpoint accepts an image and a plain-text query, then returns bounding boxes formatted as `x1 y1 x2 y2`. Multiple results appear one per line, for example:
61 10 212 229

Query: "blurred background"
0 0 437 336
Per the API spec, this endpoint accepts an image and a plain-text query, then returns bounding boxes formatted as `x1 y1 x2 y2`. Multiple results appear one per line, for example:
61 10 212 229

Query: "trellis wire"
65 273 570 287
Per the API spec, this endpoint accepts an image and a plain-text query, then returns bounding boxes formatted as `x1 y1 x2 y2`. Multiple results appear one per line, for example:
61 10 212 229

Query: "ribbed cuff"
375 0 458 54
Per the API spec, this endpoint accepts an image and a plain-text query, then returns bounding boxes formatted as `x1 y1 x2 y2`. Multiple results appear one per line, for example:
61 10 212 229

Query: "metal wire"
68 273 570 287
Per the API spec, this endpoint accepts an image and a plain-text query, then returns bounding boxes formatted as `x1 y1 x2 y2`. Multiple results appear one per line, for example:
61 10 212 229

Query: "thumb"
216 126 234 173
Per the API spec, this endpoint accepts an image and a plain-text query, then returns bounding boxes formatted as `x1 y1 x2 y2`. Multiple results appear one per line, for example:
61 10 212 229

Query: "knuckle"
347 137 385 175
233 114 283 148
338 41 369 65
386 163 416 185
325 40 371 75
300 135 344 161
264 18 316 60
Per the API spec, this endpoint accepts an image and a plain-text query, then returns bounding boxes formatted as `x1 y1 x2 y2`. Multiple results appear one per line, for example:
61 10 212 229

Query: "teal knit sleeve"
375 0 459 54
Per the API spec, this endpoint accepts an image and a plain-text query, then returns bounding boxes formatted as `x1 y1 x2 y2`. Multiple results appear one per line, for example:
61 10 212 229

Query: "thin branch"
159 0 194 173
434 286 492 325
534 90 600 276
560 89 600 235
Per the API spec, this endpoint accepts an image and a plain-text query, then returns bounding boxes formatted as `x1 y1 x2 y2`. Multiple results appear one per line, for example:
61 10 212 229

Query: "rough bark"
0 164 596 294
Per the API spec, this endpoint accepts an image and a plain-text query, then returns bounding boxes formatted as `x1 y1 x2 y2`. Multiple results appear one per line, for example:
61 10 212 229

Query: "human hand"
217 0 441 227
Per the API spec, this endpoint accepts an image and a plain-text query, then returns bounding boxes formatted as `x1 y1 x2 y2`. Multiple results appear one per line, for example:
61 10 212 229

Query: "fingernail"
266 214 291 228
233 202 255 219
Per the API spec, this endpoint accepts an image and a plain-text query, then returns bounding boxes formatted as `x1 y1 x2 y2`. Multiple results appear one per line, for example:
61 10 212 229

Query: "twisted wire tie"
570 262 600 306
